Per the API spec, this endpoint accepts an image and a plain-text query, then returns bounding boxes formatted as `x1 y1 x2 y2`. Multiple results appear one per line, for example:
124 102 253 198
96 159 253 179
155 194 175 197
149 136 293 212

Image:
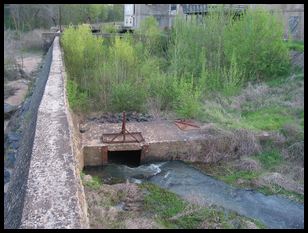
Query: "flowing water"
84 160 304 229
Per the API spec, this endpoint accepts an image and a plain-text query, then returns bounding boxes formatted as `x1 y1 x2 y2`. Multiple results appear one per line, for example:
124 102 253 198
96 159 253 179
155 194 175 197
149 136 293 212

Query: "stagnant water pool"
84 160 304 229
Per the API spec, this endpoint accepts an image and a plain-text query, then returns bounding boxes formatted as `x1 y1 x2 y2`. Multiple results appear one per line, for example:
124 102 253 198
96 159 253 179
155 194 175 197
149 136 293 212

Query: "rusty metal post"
122 111 126 141
101 146 108 165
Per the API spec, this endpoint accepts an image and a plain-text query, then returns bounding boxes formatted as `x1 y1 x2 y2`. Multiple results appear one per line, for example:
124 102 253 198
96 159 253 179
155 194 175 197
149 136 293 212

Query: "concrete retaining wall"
19 37 89 229
82 137 237 168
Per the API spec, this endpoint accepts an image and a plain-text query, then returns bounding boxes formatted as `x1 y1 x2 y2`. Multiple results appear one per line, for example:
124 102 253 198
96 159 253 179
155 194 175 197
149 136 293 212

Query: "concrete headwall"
17 36 88 229
82 136 243 168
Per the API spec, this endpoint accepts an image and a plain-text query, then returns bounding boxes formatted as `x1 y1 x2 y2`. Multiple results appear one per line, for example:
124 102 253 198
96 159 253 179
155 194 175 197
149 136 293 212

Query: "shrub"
136 16 165 57
61 24 104 88
224 7 290 80
110 81 146 112
174 76 202 119
102 23 118 33
83 175 102 190
66 79 88 111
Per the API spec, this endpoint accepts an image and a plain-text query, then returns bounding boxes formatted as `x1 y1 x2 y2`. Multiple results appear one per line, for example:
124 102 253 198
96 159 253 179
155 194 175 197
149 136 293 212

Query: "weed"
141 183 186 219
83 175 101 190
257 150 282 169
243 107 294 131
257 185 304 203
286 40 304 52
66 79 88 111
140 182 261 229
219 170 260 185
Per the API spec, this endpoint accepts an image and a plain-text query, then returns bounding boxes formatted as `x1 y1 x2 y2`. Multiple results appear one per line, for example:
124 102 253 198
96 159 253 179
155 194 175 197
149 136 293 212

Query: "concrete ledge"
20 37 88 229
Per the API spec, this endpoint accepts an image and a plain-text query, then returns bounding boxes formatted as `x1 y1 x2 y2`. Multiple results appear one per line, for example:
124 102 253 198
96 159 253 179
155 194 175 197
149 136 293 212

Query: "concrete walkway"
20 37 88 229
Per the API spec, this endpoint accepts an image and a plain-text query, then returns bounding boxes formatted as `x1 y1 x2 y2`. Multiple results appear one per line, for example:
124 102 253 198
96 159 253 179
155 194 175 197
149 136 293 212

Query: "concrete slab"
82 120 214 147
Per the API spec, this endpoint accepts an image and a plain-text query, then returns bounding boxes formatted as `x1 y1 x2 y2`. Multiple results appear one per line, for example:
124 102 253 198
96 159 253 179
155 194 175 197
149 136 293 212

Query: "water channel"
84 160 304 229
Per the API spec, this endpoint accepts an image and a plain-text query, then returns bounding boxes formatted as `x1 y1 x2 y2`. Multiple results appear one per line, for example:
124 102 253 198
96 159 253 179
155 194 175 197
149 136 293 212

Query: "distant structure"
123 4 304 40
123 4 246 30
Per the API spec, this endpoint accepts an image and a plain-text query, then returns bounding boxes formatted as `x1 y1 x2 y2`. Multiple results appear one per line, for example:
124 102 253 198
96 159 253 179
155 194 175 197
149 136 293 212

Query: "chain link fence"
4 41 54 229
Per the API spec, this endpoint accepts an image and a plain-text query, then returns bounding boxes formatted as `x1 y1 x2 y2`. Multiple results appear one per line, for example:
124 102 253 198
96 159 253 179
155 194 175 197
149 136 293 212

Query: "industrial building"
124 4 304 40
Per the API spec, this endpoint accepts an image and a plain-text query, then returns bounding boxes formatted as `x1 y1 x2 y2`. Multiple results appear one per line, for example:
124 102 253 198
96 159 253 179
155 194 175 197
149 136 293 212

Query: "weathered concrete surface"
20 37 88 229
81 120 261 167
82 120 221 167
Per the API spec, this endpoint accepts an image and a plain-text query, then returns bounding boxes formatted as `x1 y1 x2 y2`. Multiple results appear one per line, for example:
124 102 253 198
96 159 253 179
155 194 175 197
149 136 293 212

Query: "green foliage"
174 77 202 119
142 183 186 219
224 7 290 80
257 150 282 169
110 81 146 112
286 40 304 52
4 4 124 31
66 79 88 111
62 6 293 122
219 170 260 185
221 51 244 96
257 185 304 203
82 175 102 190
136 16 165 57
102 23 118 33
140 182 260 229
243 107 294 131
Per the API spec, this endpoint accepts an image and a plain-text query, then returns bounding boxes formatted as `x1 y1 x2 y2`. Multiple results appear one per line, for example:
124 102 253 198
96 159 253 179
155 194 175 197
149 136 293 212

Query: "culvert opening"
108 150 141 167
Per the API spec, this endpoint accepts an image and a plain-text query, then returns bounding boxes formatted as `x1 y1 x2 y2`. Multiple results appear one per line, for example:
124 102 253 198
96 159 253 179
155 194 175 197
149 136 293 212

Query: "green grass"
257 185 304 204
218 170 260 185
243 107 294 131
286 40 304 52
140 182 263 229
141 182 186 219
257 150 282 169
82 175 102 190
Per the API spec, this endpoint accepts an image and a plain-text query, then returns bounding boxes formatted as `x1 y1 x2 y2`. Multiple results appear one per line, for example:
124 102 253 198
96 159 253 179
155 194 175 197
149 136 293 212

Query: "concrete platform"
81 120 217 167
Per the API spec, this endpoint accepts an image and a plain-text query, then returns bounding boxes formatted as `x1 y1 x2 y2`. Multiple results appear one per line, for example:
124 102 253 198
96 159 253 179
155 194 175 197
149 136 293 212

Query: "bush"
136 16 165 57
102 23 118 33
224 7 290 80
61 24 104 87
66 79 88 111
174 76 202 119
110 81 146 112
61 6 292 120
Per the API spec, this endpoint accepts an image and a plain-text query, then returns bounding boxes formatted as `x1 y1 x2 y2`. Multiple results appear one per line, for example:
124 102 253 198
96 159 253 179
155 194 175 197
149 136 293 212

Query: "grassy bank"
82 174 265 229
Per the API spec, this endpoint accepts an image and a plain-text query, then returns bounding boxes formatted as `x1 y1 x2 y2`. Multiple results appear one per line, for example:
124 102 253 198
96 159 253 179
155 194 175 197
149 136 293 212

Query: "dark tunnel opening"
108 150 141 167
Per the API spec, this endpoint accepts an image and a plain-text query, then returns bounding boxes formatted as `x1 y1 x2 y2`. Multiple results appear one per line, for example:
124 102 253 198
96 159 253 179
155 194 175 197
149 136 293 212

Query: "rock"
236 179 246 186
230 218 242 229
83 174 93 183
87 115 97 121
7 132 20 142
245 220 258 229
11 141 20 150
6 152 16 168
4 169 10 184
79 123 89 133
4 103 19 119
